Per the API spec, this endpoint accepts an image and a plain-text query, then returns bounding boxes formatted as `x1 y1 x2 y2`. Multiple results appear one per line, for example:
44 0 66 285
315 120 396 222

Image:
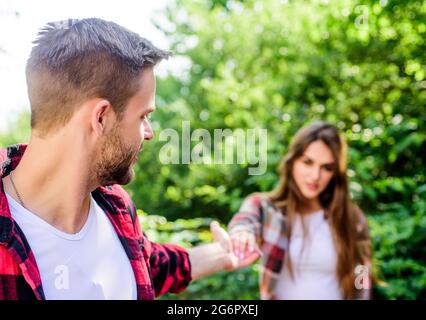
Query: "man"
0 18 254 300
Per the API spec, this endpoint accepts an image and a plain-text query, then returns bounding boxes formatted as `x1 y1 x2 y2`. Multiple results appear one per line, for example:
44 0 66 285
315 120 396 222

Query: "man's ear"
91 99 115 136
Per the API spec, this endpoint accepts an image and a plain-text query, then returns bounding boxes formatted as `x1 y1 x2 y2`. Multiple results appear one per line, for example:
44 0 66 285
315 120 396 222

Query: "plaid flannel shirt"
0 144 192 300
228 193 372 300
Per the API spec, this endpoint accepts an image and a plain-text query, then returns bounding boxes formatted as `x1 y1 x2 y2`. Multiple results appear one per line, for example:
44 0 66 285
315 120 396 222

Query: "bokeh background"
0 0 425 299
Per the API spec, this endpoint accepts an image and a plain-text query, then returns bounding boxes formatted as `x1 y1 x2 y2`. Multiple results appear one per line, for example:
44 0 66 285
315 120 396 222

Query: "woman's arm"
228 193 264 263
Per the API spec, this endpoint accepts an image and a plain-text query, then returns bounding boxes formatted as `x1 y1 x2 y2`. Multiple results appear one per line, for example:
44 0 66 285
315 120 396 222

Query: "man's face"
94 67 156 186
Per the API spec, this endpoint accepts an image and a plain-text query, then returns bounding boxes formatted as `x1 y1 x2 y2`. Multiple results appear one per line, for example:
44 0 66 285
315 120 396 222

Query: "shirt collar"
0 144 27 245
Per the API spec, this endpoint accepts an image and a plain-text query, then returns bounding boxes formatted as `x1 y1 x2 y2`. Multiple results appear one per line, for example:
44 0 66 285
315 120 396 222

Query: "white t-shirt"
5 192 137 300
275 210 343 300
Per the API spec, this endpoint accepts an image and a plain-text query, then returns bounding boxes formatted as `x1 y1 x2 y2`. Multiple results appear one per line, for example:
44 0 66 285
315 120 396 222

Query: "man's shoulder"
0 144 27 177
0 246 21 275
99 184 132 202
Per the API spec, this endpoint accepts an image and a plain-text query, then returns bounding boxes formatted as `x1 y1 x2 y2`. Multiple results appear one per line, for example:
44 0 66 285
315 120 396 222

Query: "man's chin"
121 170 135 185
100 169 134 187
117 169 134 186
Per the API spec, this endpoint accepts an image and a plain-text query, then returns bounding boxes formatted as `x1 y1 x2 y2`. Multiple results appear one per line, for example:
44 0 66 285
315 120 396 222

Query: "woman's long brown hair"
268 122 359 299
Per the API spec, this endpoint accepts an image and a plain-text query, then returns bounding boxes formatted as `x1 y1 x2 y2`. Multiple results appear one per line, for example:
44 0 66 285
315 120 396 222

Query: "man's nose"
143 120 154 140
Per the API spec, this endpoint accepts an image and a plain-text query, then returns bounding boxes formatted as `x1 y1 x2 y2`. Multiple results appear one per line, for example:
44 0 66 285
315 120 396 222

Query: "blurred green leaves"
141 0 425 299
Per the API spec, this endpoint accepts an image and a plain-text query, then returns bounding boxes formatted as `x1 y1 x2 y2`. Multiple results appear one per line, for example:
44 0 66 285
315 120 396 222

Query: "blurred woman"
228 122 372 299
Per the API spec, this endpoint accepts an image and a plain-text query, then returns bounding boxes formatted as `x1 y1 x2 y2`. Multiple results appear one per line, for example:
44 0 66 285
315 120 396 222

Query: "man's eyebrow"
141 107 156 115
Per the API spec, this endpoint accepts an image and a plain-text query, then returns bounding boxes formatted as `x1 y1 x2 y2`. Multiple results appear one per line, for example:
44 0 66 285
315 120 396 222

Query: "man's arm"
187 242 233 281
143 220 256 296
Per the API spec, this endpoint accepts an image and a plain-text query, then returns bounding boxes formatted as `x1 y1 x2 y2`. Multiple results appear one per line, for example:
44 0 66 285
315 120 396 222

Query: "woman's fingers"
231 233 244 259
247 233 256 253
249 234 263 254
231 231 256 260
231 235 243 259
234 233 260 268
213 225 260 270
237 250 260 269
240 232 249 258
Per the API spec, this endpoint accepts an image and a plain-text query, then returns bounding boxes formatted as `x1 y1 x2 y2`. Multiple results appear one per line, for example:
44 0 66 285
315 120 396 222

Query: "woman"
228 122 372 300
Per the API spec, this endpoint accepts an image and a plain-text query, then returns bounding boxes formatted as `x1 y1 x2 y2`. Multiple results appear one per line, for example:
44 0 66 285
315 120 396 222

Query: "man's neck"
3 134 96 234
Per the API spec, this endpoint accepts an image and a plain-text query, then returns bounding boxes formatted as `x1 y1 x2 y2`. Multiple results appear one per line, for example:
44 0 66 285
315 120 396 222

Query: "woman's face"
292 140 336 200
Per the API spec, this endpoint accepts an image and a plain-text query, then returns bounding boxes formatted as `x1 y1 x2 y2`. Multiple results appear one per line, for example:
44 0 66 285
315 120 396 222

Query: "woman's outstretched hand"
210 221 260 271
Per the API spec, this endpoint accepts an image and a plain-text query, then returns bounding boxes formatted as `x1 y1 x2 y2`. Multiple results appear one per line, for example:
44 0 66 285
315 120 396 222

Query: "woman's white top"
275 210 343 300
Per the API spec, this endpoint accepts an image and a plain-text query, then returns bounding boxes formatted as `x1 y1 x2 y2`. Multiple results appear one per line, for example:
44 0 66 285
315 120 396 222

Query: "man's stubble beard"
93 126 139 186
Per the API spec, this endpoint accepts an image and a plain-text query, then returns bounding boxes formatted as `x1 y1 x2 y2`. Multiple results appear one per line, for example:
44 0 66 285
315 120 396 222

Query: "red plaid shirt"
0 144 192 300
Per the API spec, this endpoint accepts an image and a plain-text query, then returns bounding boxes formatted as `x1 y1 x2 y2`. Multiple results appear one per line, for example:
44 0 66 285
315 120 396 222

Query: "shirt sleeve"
148 241 192 297
131 207 192 297
228 193 264 245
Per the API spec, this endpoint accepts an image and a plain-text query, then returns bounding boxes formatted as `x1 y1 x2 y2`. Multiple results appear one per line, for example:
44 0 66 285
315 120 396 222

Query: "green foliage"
0 112 30 146
368 187 426 299
130 0 425 299
130 0 426 222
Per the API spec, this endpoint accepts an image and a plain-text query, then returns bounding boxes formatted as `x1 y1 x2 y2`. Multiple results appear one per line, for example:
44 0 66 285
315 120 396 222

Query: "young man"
0 18 246 300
